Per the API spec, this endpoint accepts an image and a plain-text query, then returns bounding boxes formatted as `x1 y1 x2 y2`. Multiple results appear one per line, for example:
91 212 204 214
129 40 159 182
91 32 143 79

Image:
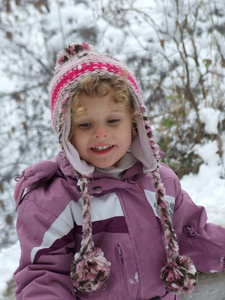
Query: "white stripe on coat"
30 193 124 263
30 190 175 263
144 189 175 220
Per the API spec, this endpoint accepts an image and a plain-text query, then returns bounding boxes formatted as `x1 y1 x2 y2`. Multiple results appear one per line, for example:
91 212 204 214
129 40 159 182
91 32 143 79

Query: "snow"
0 74 18 93
199 107 221 134
181 163 225 227
0 242 20 299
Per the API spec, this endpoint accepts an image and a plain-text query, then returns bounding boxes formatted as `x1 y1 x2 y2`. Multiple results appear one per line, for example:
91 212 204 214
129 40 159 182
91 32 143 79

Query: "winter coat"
14 151 225 300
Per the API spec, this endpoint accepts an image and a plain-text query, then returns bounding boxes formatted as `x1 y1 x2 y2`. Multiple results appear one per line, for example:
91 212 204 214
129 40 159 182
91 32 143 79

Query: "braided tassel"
141 106 197 295
71 177 111 292
152 167 197 295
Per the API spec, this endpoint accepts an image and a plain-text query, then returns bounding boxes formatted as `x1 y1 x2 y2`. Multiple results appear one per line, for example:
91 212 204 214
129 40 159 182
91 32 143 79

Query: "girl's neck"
95 152 137 179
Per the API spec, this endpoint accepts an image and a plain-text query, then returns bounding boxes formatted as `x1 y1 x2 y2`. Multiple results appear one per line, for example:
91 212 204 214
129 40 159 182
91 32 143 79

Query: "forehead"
76 91 128 113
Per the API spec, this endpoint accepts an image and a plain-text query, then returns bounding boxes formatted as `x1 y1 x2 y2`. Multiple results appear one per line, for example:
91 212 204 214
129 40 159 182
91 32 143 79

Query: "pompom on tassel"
160 255 197 295
71 248 111 293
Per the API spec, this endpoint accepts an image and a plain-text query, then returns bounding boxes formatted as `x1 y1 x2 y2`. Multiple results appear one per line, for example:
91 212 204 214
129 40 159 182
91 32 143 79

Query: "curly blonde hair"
69 75 140 140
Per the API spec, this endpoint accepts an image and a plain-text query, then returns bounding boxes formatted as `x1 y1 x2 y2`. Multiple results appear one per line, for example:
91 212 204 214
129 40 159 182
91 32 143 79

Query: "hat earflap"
71 176 111 292
142 110 197 295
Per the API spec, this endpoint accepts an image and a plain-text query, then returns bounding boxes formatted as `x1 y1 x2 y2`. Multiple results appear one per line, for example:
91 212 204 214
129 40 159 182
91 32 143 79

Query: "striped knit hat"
49 42 197 295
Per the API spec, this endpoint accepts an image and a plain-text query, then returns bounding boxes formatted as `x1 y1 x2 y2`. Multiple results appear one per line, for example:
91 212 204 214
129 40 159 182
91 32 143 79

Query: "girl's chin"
91 159 119 169
94 163 114 169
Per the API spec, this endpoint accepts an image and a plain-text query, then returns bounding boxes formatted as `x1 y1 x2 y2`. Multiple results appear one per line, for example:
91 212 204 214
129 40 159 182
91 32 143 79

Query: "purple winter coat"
14 152 225 300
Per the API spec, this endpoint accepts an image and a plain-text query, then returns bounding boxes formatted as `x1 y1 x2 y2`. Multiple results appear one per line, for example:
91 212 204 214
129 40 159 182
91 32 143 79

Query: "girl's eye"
78 122 92 128
107 119 120 124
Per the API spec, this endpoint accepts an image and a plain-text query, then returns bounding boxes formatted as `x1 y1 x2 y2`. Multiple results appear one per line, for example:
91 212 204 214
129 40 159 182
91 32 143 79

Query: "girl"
14 42 225 300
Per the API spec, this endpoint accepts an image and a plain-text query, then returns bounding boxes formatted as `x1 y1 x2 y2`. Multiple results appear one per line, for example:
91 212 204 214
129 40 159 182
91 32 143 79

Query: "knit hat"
49 42 197 295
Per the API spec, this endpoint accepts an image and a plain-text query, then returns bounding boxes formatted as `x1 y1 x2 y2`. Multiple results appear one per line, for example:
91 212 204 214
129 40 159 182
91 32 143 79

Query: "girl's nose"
93 125 109 138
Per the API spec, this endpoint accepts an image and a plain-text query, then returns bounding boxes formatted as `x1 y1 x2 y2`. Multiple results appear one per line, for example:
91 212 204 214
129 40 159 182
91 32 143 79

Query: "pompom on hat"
49 42 197 295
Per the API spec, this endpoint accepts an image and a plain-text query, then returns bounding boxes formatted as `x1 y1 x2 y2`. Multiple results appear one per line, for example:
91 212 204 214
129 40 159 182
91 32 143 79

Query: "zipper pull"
117 244 124 265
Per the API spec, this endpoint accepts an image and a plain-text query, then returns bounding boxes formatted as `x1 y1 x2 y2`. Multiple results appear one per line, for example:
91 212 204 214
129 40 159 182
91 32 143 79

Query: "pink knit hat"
49 42 197 295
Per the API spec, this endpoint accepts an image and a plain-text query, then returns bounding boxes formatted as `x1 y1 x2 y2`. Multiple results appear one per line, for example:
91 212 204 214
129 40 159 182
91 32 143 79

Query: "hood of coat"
49 42 158 177
14 158 58 209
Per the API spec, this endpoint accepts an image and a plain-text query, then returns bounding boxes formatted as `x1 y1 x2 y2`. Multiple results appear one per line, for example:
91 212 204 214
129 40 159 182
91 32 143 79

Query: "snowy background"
1 0 225 298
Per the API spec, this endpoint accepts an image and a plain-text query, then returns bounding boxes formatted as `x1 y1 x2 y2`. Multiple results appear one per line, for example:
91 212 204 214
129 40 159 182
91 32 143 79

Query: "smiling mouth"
91 145 114 152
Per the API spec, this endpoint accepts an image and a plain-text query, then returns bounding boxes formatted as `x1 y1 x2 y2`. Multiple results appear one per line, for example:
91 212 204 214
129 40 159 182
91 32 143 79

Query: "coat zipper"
116 244 129 297
117 244 124 264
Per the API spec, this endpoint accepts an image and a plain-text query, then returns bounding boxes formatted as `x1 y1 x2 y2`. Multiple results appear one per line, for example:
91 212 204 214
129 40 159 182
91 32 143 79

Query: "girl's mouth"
90 145 114 153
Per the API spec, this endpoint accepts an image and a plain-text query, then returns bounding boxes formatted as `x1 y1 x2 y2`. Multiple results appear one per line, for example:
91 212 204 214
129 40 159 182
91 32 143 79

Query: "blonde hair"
69 75 140 139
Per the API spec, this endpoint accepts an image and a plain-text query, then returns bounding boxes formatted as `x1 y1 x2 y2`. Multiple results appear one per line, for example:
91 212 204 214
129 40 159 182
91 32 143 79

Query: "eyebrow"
110 107 128 112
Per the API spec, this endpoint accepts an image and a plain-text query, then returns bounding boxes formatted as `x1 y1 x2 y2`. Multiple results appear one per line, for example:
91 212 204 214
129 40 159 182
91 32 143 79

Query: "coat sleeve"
173 182 225 274
14 197 77 299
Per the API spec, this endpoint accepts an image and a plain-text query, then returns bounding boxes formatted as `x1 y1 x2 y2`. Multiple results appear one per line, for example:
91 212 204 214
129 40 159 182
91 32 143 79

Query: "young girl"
14 42 225 300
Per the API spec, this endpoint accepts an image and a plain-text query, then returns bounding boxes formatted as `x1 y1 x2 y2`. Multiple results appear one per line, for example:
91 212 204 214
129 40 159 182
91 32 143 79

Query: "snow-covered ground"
0 242 20 300
181 162 225 228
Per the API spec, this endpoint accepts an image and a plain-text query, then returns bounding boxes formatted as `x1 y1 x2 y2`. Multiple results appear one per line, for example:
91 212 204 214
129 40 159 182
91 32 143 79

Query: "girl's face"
71 91 133 169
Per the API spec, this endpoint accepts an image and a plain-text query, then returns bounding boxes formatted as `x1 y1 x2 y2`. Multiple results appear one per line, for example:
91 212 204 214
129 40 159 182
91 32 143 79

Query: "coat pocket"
179 225 225 273
115 243 139 299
